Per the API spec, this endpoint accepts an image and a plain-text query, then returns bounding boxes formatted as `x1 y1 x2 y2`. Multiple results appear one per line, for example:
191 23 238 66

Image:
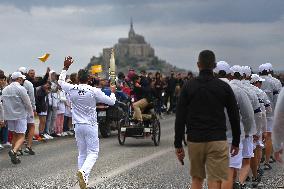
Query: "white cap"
230 65 243 76
250 74 265 83
18 67 27 74
242 66 252 77
214 61 231 74
11 72 26 80
265 62 273 71
259 64 269 72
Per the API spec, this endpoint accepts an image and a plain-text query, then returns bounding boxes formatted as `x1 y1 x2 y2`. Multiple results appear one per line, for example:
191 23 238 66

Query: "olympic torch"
109 48 116 86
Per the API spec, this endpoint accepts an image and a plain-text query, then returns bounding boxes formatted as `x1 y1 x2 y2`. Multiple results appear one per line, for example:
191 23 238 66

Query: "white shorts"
27 114 34 124
242 136 254 158
38 112 47 116
266 118 273 132
7 119 27 134
229 142 243 169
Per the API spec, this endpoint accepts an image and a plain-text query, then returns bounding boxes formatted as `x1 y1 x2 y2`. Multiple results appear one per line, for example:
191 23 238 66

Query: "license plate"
98 111 106 117
144 128 151 133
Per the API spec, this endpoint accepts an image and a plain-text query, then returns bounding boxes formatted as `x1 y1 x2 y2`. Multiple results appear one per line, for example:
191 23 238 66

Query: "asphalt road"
0 115 283 189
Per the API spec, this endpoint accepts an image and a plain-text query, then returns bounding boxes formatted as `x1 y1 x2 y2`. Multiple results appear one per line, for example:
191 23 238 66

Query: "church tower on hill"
113 19 155 59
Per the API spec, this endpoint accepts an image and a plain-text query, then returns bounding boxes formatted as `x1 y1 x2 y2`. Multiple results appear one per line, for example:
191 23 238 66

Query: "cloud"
0 1 284 76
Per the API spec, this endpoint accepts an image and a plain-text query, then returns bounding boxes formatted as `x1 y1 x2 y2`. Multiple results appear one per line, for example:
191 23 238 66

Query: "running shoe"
257 168 264 176
240 184 252 189
77 170 87 189
251 177 260 188
8 150 21 164
269 156 276 163
61 132 68 136
24 147 35 155
44 133 54 139
17 149 24 156
233 182 241 189
263 162 272 170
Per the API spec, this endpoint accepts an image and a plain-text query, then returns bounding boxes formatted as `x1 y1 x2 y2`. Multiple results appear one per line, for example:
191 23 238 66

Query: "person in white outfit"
241 66 265 186
2 72 33 164
58 56 116 189
215 61 254 189
272 88 284 163
229 65 260 188
259 63 279 169
18 67 36 155
250 74 272 180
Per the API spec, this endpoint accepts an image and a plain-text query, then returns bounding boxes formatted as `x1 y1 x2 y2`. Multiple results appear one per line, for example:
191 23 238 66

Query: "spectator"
62 79 74 136
55 85 66 136
164 71 176 114
36 81 51 140
18 67 36 154
2 72 33 164
140 70 150 87
26 68 50 88
45 70 59 137
0 73 10 148
154 72 164 118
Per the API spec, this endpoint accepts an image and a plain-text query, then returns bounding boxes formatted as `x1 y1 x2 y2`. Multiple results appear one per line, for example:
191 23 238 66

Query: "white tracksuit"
220 78 254 168
231 79 259 158
272 88 284 153
58 70 116 182
260 75 279 132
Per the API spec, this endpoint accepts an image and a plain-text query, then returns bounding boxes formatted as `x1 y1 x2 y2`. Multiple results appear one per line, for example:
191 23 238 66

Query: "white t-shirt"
58 70 116 125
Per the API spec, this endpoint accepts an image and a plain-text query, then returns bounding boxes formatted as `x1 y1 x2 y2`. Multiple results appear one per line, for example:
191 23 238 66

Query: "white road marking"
70 147 173 189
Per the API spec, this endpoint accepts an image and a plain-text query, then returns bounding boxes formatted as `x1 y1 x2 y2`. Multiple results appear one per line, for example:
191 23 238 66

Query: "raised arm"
58 56 75 93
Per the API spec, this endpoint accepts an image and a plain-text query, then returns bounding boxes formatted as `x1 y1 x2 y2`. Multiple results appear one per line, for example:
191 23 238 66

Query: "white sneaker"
3 142 12 147
77 170 88 189
61 132 67 136
47 134 54 139
0 144 4 150
44 134 54 140
67 131 74 136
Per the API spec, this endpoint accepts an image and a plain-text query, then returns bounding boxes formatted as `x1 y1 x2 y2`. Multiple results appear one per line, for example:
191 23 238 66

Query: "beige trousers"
133 98 149 121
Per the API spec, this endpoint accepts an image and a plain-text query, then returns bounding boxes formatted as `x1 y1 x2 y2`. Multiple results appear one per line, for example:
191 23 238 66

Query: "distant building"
101 19 155 76
114 19 155 59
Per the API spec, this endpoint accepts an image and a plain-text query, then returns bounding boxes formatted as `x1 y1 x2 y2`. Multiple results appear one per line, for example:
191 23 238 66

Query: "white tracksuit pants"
75 123 99 182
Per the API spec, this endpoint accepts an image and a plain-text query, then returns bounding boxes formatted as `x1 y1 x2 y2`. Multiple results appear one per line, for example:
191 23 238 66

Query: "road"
0 115 283 189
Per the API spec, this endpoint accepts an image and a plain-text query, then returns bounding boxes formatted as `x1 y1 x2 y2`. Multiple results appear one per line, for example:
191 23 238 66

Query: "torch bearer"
109 48 116 86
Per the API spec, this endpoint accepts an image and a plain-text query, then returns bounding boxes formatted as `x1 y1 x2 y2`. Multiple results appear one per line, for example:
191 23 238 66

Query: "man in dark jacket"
174 50 241 189
26 67 50 88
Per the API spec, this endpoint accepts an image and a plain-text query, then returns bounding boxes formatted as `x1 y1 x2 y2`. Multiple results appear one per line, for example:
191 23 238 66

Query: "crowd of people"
175 50 284 189
0 53 284 189
0 63 195 163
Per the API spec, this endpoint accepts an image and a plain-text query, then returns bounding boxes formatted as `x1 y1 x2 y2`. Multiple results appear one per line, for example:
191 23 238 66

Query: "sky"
0 0 284 75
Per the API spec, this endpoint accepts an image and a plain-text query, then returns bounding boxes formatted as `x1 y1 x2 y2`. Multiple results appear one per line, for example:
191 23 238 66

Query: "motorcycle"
96 101 127 138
